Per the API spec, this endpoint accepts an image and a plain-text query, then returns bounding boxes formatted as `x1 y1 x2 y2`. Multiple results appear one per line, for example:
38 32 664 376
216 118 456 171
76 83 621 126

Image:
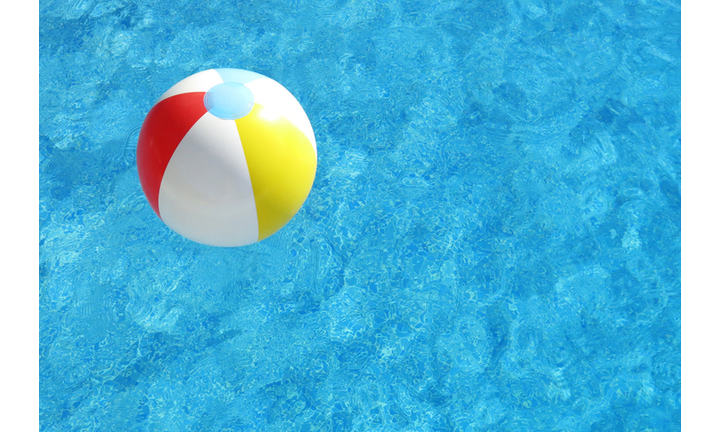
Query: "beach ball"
136 68 317 247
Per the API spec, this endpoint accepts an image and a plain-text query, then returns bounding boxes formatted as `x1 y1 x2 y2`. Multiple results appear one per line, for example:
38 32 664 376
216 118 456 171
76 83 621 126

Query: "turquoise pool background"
39 0 680 431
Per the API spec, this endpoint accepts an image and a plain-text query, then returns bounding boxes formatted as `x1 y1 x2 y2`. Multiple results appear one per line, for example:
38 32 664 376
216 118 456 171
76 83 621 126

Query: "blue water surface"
40 0 680 430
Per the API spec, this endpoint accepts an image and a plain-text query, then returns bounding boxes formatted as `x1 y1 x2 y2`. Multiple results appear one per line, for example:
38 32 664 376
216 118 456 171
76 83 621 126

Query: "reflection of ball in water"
136 68 317 247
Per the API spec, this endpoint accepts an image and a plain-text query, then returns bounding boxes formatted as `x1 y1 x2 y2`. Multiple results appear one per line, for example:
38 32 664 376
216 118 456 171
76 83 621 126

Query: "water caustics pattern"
40 0 680 431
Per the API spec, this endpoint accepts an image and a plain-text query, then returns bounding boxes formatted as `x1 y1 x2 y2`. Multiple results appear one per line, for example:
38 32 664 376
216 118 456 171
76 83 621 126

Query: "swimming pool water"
40 0 680 430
